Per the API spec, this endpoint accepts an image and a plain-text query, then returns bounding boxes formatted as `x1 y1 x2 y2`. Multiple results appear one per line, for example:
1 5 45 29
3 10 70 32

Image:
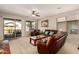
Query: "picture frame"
41 20 48 27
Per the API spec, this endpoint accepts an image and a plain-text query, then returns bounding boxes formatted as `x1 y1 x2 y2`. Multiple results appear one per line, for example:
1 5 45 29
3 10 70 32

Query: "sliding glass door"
15 20 22 37
4 18 22 40
4 19 15 40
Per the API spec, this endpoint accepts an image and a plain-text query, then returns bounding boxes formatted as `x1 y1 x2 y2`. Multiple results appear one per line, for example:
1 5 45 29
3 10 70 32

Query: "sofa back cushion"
53 32 64 40
46 37 52 45
46 36 54 47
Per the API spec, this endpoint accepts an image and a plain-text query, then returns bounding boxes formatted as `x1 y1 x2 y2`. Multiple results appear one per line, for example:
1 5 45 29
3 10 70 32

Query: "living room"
0 4 79 54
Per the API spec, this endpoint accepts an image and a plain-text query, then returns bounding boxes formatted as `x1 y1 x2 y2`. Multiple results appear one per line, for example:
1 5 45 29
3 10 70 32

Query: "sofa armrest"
36 40 46 46
37 40 49 54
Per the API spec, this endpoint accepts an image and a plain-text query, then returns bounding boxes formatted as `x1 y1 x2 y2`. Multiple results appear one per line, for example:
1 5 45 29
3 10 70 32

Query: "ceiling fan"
32 10 40 17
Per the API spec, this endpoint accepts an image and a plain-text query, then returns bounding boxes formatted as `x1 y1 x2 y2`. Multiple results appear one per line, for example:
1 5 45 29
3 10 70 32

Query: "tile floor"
9 34 79 54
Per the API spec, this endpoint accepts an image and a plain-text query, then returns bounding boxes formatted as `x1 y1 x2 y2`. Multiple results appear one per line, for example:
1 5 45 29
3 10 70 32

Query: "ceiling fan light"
32 14 35 17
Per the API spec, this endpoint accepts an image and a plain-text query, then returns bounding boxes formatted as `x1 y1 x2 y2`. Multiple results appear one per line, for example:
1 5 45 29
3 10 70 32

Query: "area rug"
0 43 11 54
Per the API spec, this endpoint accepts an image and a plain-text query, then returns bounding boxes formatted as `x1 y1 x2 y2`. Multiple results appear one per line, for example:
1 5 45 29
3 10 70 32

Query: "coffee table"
30 35 45 46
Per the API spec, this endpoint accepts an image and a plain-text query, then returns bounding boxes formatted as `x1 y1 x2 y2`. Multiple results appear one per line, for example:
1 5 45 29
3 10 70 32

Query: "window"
67 20 79 34
26 21 36 31
26 21 30 31
31 22 36 29
57 22 67 32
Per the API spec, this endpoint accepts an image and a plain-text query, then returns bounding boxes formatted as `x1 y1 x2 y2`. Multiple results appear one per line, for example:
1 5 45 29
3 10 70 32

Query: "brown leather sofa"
31 29 58 36
36 31 68 54
31 29 40 36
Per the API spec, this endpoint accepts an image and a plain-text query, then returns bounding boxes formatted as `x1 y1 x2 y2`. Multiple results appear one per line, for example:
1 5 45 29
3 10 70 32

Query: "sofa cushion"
53 32 64 41
46 37 52 45
41 36 52 44
47 36 55 48
42 38 47 43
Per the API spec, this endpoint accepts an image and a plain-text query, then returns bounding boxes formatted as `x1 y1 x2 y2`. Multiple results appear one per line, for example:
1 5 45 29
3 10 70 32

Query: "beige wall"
0 16 4 40
38 17 57 32
0 9 79 40
38 9 79 31
0 12 25 20
0 12 30 40
0 12 38 40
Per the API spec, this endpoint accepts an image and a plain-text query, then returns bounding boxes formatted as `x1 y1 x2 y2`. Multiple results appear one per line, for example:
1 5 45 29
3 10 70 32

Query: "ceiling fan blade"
32 10 40 17
36 14 40 17
32 11 35 14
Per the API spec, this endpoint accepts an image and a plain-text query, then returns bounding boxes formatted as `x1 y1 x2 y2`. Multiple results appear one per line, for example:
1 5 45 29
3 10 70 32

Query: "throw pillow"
44 31 49 35
48 32 54 36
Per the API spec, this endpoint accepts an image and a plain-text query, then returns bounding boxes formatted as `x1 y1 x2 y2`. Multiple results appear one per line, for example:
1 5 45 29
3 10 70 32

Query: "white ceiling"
0 4 79 20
